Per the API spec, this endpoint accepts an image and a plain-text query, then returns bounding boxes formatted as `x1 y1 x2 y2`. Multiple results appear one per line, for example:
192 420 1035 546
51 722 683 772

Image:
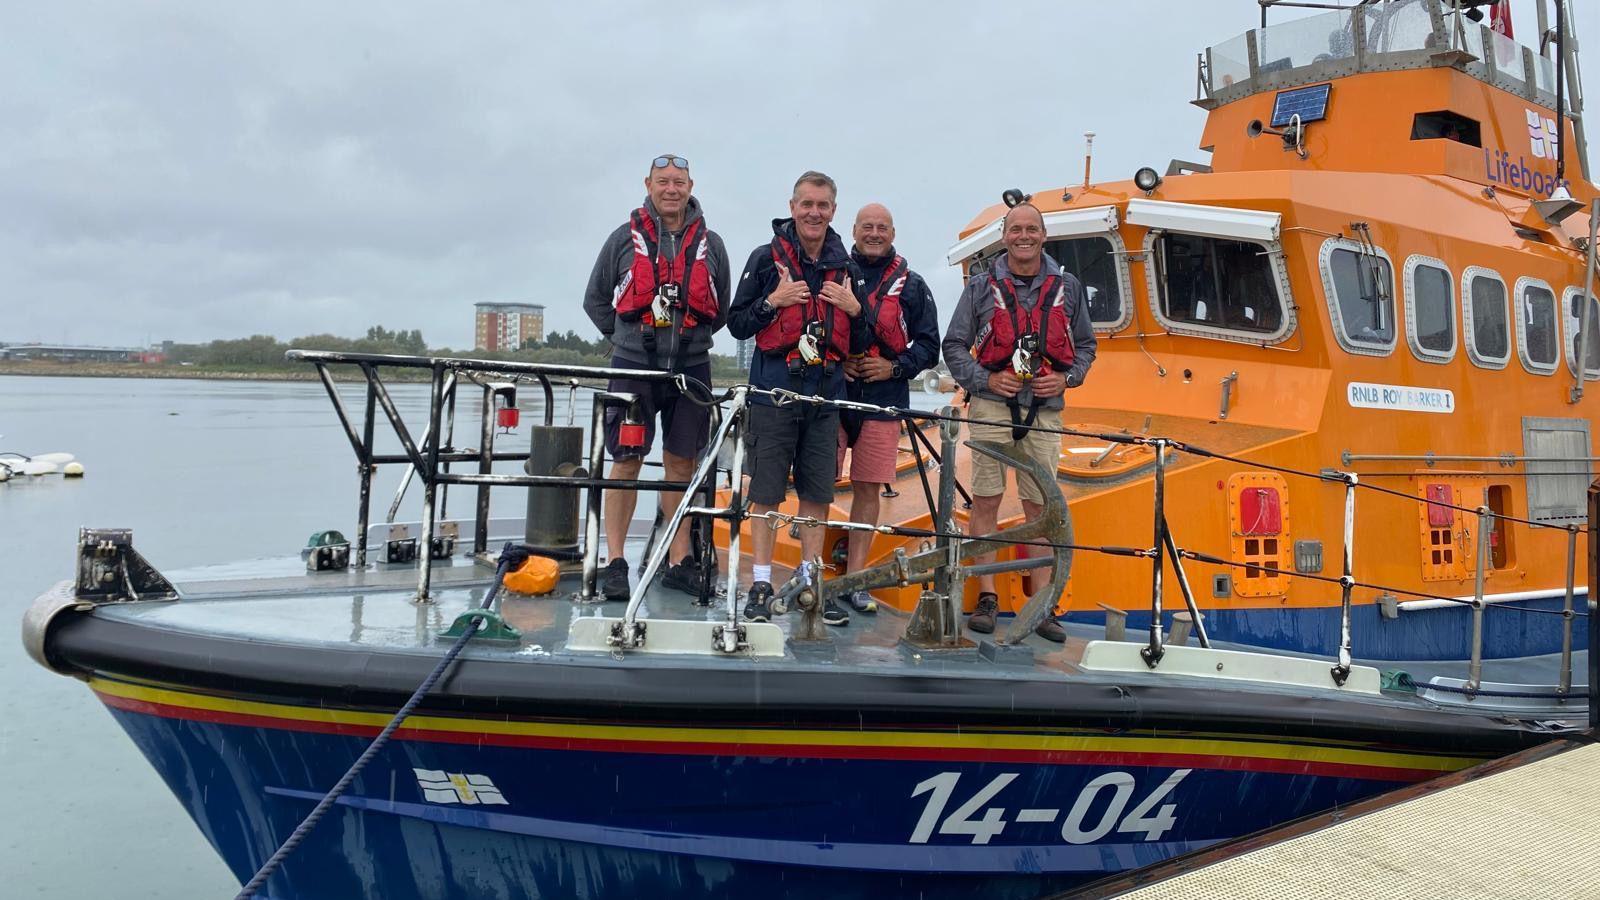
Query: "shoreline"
0 362 406 382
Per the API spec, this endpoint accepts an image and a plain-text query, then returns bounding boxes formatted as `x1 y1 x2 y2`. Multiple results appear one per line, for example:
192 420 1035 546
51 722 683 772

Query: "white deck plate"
1118 742 1600 899
566 616 787 657
1077 640 1382 694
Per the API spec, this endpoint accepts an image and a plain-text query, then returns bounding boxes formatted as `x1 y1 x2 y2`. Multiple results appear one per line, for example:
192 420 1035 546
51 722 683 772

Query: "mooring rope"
232 544 530 900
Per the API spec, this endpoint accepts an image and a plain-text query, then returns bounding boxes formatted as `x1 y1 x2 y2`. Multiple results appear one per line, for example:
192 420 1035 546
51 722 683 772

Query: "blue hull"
101 692 1453 899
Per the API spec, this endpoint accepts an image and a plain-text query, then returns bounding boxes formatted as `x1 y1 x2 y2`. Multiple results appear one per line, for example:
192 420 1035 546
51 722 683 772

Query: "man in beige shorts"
941 202 1096 642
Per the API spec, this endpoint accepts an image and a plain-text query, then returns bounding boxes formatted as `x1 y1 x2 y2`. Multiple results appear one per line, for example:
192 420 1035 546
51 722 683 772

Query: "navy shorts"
745 402 840 506
603 359 713 461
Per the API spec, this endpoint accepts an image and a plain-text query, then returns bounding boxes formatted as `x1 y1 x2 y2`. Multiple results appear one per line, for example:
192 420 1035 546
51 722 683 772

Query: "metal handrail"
292 349 712 601
293 351 1591 697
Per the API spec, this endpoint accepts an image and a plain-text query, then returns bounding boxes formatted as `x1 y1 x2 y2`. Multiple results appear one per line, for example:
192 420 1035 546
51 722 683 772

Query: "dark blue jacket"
728 218 869 406
847 246 940 420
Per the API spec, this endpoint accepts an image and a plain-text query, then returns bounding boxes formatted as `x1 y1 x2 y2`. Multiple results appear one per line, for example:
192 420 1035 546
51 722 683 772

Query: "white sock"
752 564 772 586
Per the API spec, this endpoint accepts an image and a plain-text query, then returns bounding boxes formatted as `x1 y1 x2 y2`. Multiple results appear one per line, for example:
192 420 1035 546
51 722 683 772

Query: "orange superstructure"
727 0 1596 661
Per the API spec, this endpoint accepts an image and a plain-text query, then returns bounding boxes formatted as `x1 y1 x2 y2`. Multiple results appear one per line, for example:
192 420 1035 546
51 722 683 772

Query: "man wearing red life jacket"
582 154 730 602
942 202 1096 641
727 171 869 626
836 203 940 615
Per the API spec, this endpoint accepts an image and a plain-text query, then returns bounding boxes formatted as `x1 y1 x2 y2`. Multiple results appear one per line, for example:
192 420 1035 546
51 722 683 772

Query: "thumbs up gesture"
768 262 810 309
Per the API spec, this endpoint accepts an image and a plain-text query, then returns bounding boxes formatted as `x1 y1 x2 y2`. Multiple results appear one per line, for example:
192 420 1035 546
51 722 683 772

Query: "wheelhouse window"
1044 234 1130 331
1563 287 1600 380
1320 239 1396 355
1148 232 1286 336
1515 278 1560 374
1462 267 1509 369
1403 256 1455 363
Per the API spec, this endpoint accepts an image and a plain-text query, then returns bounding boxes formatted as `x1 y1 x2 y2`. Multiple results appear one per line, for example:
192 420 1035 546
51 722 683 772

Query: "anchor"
817 418 1074 647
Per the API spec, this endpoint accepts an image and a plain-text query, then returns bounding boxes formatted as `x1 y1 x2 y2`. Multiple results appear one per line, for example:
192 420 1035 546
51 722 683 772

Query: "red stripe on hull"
96 690 1447 784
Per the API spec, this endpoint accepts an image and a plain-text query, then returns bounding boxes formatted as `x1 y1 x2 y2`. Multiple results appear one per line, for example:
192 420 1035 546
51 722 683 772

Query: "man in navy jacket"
727 171 869 626
837 203 939 614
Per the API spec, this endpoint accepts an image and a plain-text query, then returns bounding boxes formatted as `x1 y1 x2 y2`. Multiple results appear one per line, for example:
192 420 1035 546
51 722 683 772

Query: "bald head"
853 203 896 260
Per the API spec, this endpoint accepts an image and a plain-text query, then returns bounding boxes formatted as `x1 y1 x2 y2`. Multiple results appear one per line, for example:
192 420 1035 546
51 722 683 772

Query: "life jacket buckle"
798 321 827 365
650 284 680 328
1011 347 1035 380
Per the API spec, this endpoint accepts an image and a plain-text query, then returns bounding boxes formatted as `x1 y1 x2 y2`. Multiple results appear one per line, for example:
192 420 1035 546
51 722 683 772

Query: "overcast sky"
1 1 1588 353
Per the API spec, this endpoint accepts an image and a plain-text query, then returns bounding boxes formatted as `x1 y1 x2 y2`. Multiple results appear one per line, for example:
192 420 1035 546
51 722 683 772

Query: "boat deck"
125 549 1094 682
1078 738 1600 899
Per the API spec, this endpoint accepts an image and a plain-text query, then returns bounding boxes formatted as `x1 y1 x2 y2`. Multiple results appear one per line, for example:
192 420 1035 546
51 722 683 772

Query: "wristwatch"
757 297 774 317
890 363 904 380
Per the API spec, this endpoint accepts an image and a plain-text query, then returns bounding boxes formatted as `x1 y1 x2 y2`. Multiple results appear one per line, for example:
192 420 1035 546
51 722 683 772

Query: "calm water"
0 375 609 897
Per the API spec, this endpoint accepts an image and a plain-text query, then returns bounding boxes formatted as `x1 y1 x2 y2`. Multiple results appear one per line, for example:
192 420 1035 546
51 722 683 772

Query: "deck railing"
292 350 1592 707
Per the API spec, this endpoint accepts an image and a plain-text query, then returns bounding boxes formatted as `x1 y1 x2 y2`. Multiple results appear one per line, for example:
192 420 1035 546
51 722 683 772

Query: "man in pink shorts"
838 203 940 614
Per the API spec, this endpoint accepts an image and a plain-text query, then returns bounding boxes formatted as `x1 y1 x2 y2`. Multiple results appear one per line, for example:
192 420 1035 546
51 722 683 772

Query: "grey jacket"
582 196 731 368
942 251 1097 411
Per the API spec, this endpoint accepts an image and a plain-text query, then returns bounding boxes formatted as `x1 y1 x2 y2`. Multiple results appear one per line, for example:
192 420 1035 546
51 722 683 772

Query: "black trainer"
821 594 850 626
601 558 630 602
661 557 706 597
743 581 774 623
968 592 1000 634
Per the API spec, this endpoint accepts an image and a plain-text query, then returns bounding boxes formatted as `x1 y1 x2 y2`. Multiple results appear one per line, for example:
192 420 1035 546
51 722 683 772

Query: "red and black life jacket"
974 272 1074 375
755 233 851 363
858 255 910 358
614 208 719 329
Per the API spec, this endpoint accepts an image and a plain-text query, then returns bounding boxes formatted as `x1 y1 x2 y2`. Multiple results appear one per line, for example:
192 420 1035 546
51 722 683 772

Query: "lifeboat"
18 3 1596 899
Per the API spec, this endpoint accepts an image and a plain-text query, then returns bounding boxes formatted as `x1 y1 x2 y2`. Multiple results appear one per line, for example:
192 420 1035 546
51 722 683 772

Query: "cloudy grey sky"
1 1 1584 353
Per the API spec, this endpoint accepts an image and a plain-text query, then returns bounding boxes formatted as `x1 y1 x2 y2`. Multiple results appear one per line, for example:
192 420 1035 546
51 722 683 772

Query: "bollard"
1097 603 1127 641
524 425 584 556
1169 610 1203 647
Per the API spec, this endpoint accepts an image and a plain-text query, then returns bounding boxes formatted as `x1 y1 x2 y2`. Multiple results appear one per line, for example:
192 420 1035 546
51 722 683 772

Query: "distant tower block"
475 302 546 351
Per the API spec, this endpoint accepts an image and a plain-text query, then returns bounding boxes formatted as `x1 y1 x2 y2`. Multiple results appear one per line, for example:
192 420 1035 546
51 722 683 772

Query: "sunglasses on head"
652 155 689 170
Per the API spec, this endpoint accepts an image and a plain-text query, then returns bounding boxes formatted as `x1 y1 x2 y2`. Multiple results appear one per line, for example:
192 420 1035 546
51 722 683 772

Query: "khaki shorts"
967 395 1062 505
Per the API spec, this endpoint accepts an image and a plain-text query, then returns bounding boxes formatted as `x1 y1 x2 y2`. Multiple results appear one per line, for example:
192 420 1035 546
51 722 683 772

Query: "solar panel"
1271 83 1332 127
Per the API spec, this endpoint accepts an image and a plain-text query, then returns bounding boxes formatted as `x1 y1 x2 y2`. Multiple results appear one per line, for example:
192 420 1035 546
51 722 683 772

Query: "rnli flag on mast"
1490 1 1513 39
1489 0 1517 68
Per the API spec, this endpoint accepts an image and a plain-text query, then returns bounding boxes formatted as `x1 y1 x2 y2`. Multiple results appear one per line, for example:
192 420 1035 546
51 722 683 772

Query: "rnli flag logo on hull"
413 768 509 805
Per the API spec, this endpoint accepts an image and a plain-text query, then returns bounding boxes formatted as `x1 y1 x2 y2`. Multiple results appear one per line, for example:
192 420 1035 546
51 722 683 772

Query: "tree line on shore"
160 326 747 380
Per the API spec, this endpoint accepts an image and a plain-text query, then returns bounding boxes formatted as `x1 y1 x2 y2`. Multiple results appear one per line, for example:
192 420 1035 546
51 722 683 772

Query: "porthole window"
1515 277 1560 375
1403 256 1456 363
1561 287 1600 381
1320 238 1397 356
1461 267 1510 369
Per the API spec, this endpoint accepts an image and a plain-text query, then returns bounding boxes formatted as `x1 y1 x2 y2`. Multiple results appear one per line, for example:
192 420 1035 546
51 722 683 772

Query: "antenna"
1081 132 1096 189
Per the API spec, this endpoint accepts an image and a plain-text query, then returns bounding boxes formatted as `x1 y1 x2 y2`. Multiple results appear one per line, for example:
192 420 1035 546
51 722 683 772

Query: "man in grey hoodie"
582 154 731 602
942 202 1096 641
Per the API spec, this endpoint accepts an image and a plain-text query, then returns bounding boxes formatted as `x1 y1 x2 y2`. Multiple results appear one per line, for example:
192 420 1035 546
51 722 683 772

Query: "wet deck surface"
100 549 1093 680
